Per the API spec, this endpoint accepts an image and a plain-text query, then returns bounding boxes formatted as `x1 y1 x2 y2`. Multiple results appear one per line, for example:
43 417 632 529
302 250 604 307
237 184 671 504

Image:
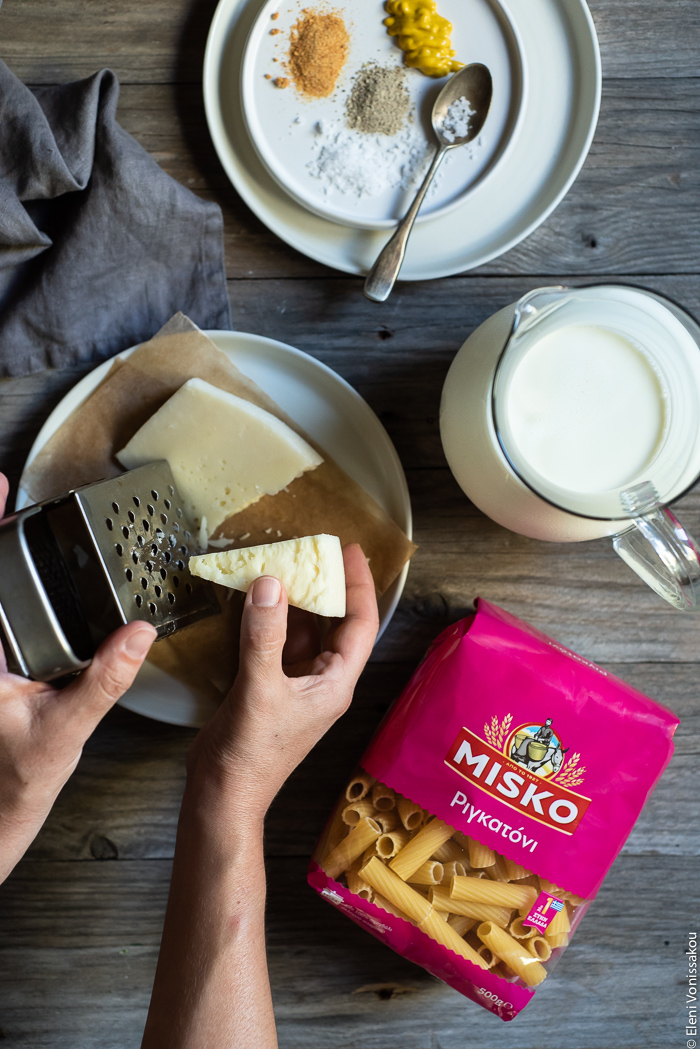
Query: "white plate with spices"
18 332 412 728
204 0 600 278
240 0 526 230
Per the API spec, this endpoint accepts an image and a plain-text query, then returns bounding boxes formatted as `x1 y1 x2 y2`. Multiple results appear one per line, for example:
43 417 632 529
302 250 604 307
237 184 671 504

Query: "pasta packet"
308 599 678 1020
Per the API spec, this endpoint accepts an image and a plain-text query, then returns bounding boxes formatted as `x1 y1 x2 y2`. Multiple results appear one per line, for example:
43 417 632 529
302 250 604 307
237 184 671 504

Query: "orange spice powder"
288 8 349 98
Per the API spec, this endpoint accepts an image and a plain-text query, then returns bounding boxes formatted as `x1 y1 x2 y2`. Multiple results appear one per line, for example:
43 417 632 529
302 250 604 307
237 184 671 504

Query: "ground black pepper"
345 63 410 136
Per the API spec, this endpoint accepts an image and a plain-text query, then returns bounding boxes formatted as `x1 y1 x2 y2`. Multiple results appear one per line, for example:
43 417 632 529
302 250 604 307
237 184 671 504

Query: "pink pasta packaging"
308 599 679 1020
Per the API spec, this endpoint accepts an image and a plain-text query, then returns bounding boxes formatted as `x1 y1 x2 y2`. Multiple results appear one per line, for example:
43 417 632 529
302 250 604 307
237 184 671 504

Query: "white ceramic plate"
204 0 600 277
18 332 412 728
240 0 526 229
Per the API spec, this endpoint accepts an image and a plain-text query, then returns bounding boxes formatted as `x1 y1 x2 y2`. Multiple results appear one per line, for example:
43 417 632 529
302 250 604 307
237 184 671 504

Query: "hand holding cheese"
189 534 347 618
116 378 322 538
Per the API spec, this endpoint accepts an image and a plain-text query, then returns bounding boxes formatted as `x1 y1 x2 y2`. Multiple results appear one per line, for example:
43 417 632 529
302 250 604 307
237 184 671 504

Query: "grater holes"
135 594 143 608
154 585 162 597
184 530 191 540
160 513 168 524
179 545 188 556
125 568 133 582
147 504 155 516
133 496 140 508
176 507 183 518
132 551 139 565
185 583 192 595
173 575 180 587
176 559 185 571
168 485 175 496
151 490 159 501
140 577 148 590
163 551 172 563
115 543 123 556
111 501 120 514
128 510 135 523
142 520 150 533
164 498 171 510
151 542 159 557
137 535 145 548
122 525 129 539
106 517 113 530
167 592 175 604
160 568 167 580
168 534 177 547
173 522 180 532
148 601 157 615
145 560 155 572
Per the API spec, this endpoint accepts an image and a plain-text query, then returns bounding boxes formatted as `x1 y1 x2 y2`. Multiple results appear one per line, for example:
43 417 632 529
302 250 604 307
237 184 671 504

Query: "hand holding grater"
0 461 220 681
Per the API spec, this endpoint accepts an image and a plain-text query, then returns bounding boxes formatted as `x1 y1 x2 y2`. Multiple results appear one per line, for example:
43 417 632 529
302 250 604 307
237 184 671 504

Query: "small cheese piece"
189 534 346 617
116 378 323 537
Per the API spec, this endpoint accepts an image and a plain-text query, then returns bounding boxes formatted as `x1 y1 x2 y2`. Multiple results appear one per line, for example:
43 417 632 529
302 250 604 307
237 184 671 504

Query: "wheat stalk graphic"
484 713 513 750
556 752 587 788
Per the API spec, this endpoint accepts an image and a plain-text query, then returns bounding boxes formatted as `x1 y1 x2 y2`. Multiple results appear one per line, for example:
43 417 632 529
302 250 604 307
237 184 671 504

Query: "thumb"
60 621 157 729
237 576 288 687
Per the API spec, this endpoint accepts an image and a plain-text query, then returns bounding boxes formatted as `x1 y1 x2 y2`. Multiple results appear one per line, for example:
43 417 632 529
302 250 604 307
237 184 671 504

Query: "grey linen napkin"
0 59 231 377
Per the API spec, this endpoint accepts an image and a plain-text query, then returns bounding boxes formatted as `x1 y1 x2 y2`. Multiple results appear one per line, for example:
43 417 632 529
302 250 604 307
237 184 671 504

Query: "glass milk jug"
440 284 700 610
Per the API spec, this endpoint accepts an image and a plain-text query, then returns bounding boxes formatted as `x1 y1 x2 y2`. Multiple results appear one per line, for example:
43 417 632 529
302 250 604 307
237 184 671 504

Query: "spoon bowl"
432 63 493 148
364 63 493 303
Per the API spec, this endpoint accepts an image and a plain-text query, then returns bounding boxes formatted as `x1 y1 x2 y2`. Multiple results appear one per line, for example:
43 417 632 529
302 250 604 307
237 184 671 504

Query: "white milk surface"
503 324 667 494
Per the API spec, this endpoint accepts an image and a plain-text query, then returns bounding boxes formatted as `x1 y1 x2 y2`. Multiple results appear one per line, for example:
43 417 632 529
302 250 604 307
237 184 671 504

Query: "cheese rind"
189 534 346 618
116 378 323 537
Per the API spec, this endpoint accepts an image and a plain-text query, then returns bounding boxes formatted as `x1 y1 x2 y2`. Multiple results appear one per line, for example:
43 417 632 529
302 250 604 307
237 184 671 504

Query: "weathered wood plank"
16 658 697 865
2 0 699 84
3 276 700 485
0 72 697 279
4 279 700 664
0 855 694 1047
109 78 700 278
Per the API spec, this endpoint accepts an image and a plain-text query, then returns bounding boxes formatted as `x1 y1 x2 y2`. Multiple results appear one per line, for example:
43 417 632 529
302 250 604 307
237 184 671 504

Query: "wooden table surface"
0 1 699 1046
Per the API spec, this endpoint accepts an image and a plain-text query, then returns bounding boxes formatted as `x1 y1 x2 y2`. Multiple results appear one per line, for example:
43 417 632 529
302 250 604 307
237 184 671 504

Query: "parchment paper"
21 315 415 697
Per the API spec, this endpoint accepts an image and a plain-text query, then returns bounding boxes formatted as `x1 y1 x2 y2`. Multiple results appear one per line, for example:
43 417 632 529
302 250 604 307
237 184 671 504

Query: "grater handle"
0 507 92 681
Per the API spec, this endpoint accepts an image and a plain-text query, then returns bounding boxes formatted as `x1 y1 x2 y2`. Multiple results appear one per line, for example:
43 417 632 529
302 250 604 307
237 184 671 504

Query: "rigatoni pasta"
345 772 375 802
406 860 443 886
477 922 547 987
389 817 454 880
450 876 538 912
322 816 381 880
310 601 678 1020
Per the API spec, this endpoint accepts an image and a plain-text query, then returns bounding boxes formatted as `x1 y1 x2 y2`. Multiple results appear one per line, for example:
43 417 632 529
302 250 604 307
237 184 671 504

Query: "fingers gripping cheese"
189 534 346 617
116 378 323 537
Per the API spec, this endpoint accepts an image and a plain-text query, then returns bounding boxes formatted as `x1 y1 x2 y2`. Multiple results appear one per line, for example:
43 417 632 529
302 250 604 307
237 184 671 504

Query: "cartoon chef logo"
483 714 587 788
507 718 567 779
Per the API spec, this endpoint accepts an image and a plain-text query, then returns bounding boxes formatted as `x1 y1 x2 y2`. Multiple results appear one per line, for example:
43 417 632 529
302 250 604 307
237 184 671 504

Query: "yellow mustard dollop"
384 0 463 79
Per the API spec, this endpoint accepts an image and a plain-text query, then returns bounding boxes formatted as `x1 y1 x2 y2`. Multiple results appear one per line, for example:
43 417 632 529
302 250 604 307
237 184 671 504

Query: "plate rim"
238 0 529 231
17 329 413 726
203 0 602 277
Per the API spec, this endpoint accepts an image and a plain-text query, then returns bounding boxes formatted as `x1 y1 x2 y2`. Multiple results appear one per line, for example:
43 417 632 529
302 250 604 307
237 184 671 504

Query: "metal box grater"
0 461 220 681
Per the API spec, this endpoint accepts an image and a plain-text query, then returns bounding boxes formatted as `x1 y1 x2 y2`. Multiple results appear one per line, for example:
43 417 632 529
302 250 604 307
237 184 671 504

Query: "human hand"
187 543 379 824
0 473 157 882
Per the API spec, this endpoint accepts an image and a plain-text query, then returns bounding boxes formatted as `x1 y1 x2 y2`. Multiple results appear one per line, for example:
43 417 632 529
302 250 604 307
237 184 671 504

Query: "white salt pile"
307 120 434 198
440 95 475 143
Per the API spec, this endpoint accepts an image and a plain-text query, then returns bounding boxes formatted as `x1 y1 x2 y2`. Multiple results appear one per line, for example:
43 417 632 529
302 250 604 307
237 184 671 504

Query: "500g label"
476 987 511 1009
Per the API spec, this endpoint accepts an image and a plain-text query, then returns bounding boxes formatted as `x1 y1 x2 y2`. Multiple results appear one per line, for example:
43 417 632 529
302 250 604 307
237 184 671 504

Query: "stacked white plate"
204 0 601 277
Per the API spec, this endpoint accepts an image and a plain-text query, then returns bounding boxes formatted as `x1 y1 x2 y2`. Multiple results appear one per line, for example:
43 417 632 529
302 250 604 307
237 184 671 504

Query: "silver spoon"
363 63 493 303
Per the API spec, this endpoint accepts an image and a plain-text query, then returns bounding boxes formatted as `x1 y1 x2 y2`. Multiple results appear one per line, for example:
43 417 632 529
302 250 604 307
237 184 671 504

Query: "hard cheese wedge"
116 378 323 537
189 534 346 617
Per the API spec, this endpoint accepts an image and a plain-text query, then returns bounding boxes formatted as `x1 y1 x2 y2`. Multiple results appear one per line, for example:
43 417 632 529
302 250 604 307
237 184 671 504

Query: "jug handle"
612 483 700 610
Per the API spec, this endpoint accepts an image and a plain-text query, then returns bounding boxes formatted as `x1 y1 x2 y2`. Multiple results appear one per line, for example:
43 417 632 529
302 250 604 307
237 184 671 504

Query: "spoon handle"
364 144 449 303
